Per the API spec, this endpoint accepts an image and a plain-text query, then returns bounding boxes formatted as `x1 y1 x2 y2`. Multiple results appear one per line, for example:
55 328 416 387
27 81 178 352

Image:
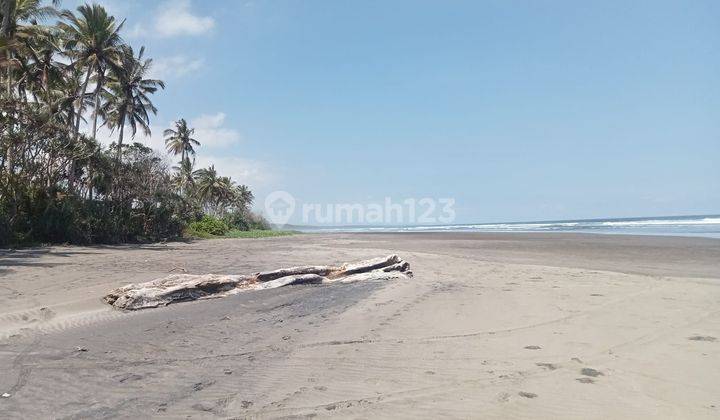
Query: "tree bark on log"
104 255 412 310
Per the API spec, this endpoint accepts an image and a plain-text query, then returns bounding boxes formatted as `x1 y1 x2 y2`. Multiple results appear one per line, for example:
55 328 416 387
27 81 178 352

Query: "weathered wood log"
341 254 401 276
104 274 255 310
104 255 412 310
257 273 326 289
256 266 335 282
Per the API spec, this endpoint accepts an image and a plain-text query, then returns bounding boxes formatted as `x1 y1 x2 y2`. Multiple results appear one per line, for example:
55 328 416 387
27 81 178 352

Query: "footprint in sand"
580 368 604 377
576 377 595 384
497 392 511 402
688 336 716 342
524 345 542 350
518 391 538 399
536 362 558 370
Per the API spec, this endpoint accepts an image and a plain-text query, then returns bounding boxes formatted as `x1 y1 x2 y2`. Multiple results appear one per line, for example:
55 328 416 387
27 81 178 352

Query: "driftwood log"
104 255 412 310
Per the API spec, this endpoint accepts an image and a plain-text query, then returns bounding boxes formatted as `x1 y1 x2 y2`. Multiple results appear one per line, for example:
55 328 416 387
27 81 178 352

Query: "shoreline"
4 227 720 251
1 233 718 418
299 230 720 240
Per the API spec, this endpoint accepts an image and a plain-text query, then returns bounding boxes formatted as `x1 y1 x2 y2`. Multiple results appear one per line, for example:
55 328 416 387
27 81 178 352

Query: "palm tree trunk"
91 70 104 141
0 0 12 37
5 49 11 98
2 0 11 98
73 68 92 140
69 68 93 193
116 121 124 163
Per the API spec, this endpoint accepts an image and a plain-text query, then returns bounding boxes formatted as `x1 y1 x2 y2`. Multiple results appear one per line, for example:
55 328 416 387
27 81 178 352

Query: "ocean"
298 214 720 238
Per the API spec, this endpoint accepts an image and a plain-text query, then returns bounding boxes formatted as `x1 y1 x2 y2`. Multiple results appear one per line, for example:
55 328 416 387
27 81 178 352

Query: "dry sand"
1 233 719 419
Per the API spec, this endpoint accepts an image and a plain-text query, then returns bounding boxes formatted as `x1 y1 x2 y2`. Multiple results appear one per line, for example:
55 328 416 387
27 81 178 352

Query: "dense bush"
189 215 230 236
223 210 271 231
0 181 199 246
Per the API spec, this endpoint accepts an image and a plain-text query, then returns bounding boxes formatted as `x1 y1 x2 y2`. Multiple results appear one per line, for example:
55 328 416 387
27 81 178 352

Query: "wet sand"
1 233 719 418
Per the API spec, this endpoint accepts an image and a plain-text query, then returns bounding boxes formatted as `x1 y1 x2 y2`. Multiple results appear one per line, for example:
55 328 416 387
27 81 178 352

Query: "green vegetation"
224 229 296 239
188 215 230 236
183 225 296 240
184 214 294 240
0 1 274 246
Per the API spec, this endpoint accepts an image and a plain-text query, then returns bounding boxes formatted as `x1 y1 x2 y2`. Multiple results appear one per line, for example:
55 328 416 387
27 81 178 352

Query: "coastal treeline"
0 1 267 246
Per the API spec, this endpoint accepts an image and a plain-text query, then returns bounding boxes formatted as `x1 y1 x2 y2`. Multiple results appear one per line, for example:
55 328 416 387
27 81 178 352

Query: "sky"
74 0 719 224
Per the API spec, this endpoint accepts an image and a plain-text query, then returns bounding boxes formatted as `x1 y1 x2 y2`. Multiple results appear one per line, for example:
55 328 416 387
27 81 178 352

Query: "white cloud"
192 113 226 128
92 112 268 187
155 0 215 38
95 112 240 150
68 0 126 17
190 113 241 148
151 55 205 79
93 123 165 151
194 155 272 187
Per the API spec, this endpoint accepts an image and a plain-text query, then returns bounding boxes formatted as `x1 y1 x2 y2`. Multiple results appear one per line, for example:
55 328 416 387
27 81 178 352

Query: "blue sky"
81 0 719 224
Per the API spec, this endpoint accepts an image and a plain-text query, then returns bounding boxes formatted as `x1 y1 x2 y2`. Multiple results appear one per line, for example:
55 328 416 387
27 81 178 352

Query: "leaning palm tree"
164 118 200 165
101 45 164 163
58 3 125 141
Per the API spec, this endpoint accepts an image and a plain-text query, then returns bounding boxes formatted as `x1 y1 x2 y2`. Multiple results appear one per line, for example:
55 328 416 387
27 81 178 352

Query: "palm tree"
193 165 237 216
102 45 164 162
58 3 125 141
234 184 254 209
192 166 249 217
164 118 200 165
193 164 219 202
0 0 58 98
0 0 57 196
172 155 194 195
19 24 64 105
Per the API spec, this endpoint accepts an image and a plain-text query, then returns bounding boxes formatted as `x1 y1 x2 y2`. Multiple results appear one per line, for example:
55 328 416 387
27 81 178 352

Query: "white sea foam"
600 217 720 227
302 216 720 237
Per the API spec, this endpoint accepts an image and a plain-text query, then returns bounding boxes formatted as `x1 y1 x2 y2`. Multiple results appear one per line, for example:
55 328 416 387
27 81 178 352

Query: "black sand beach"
1 233 719 418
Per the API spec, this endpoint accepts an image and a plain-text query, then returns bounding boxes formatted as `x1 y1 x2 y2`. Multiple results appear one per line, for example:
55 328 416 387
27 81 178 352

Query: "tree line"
0 0 267 246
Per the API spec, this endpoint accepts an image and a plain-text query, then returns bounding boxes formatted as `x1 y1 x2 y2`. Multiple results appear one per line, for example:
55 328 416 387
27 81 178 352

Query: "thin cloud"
155 0 214 38
93 113 270 189
194 155 272 188
190 113 241 148
126 22 147 39
151 55 205 79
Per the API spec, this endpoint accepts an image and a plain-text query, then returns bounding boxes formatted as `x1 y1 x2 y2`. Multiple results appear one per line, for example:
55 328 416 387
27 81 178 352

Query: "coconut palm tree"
172 155 194 196
102 45 164 162
193 164 219 203
58 3 125 141
193 165 238 216
234 184 254 208
0 0 58 98
19 24 64 105
164 118 200 165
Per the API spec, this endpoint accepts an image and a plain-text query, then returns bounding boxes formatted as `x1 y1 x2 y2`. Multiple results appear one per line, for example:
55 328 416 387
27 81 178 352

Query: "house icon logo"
264 191 296 226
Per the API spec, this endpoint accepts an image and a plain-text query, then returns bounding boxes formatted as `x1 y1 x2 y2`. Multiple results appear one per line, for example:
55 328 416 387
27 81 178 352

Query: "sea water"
299 215 720 238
